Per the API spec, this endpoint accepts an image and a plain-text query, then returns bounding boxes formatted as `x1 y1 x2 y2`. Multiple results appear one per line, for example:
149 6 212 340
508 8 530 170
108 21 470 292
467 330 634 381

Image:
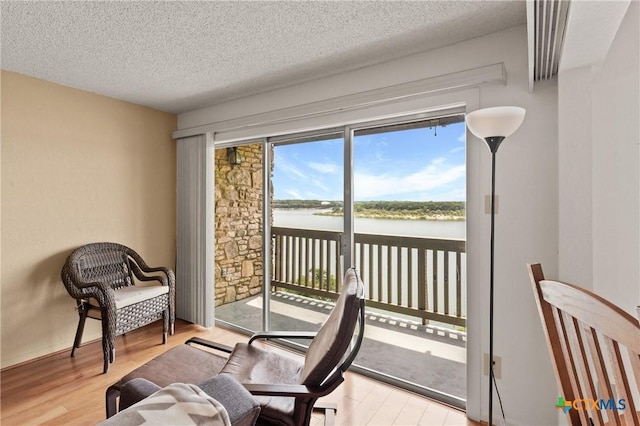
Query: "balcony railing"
272 226 466 328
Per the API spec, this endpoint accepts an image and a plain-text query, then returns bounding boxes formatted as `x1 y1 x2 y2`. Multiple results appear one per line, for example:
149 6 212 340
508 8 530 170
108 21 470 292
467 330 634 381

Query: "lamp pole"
485 136 504 426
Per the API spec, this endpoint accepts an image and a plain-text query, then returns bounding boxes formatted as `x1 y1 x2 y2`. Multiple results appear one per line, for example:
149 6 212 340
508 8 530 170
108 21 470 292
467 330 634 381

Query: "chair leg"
314 402 337 426
162 309 169 344
71 304 88 357
324 406 336 426
102 348 115 374
102 314 115 374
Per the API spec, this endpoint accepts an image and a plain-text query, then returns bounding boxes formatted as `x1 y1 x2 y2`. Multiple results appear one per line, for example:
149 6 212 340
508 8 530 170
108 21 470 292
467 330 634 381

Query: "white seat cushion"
89 285 169 310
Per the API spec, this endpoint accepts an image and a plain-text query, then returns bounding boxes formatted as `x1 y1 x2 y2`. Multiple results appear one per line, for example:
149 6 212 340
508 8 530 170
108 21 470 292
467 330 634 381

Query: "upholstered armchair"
61 242 175 373
106 268 365 426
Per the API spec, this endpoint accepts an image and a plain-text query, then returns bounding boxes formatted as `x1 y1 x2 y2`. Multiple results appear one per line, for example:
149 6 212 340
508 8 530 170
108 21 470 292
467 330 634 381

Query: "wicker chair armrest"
60 262 116 308
64 268 114 294
76 281 116 309
71 278 108 290
138 264 174 277
135 275 167 285
129 262 174 288
125 248 174 282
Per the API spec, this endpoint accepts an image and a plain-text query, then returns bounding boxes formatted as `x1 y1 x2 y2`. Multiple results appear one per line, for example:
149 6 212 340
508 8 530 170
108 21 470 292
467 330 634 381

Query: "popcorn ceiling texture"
0 1 525 113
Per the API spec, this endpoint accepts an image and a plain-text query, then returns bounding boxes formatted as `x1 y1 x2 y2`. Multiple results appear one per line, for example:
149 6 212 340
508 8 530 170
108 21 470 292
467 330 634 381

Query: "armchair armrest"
186 336 234 353
126 248 175 286
61 268 116 309
62 263 115 292
199 375 261 426
242 383 325 398
118 378 162 411
248 331 317 344
73 278 112 291
129 262 174 287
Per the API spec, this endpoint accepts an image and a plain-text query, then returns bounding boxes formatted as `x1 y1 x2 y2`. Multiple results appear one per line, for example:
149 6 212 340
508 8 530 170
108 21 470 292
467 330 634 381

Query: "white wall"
558 1 639 315
558 66 594 289
180 25 560 425
592 1 640 311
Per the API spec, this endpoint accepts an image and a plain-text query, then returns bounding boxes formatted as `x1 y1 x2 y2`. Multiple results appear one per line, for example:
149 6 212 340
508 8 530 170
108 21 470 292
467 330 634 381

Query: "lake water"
273 208 466 239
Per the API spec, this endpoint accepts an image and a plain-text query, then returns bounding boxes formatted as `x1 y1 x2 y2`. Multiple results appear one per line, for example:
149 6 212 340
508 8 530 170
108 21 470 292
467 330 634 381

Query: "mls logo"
555 396 572 414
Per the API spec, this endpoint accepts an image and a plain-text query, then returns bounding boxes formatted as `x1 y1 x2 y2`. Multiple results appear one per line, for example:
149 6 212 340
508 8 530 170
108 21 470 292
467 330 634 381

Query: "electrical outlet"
484 353 502 379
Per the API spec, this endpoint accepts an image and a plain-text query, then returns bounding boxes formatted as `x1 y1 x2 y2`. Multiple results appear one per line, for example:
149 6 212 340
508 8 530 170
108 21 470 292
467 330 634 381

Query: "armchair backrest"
528 263 640 425
65 243 135 291
299 267 365 388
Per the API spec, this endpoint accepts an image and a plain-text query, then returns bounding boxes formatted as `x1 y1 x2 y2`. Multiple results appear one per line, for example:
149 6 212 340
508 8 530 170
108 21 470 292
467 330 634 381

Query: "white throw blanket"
99 383 231 426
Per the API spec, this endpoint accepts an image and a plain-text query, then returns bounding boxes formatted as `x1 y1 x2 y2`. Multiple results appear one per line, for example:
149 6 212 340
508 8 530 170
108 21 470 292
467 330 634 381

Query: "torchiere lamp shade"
466 106 526 139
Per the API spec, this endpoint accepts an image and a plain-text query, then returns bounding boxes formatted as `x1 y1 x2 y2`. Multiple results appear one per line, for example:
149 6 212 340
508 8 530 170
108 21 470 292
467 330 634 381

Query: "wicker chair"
61 242 175 373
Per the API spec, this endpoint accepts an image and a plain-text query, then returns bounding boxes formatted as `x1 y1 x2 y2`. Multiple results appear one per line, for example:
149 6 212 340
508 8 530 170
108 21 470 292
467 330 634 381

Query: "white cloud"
278 159 309 180
308 161 338 174
354 159 465 199
438 187 466 201
310 178 330 193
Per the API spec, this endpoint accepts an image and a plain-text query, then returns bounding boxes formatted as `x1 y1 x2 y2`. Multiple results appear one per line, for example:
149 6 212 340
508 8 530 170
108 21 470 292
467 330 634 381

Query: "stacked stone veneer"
214 144 266 306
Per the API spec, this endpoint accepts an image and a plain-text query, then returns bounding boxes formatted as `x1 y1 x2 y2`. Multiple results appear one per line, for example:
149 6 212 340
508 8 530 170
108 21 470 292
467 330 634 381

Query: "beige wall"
0 71 177 368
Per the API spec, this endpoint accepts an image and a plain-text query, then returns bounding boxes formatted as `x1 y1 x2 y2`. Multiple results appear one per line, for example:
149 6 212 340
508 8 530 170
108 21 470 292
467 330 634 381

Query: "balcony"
216 226 467 406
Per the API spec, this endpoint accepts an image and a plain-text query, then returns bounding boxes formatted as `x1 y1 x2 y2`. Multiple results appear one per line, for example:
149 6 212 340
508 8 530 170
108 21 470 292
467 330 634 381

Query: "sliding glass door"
213 110 467 407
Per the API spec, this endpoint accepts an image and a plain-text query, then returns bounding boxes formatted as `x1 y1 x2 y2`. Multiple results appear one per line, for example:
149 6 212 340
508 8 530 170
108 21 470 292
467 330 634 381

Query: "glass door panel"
269 134 345 338
351 115 468 404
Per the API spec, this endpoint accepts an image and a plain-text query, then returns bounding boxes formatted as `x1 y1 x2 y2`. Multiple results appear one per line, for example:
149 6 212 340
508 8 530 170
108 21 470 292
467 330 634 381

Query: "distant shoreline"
314 211 465 221
273 200 466 222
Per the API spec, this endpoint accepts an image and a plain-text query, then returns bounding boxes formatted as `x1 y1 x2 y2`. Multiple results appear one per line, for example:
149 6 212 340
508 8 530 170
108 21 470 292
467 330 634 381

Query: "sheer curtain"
175 133 214 327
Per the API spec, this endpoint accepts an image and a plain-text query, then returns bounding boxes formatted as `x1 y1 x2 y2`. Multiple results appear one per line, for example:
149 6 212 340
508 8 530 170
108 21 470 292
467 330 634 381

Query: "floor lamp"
465 106 525 426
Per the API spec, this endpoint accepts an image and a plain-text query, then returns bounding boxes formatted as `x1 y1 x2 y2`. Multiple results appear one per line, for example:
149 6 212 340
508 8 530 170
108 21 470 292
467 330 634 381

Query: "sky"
272 120 466 202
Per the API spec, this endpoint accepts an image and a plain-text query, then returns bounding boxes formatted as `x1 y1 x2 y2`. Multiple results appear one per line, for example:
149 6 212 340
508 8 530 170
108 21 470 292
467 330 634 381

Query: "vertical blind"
176 134 214 327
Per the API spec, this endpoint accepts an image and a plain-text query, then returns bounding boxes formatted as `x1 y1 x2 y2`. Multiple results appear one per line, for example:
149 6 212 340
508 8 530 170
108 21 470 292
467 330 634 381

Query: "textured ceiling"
1 1 526 114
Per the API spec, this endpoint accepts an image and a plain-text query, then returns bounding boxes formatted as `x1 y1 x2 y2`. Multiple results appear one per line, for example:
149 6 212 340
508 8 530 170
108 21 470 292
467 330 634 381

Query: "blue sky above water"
272 121 466 202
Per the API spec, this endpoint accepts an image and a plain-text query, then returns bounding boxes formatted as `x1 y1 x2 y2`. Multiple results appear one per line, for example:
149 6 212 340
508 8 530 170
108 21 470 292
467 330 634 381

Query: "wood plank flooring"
0 320 479 426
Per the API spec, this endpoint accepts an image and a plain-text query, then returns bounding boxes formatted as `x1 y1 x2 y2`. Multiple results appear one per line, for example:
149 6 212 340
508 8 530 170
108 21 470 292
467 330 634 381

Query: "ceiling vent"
532 0 570 82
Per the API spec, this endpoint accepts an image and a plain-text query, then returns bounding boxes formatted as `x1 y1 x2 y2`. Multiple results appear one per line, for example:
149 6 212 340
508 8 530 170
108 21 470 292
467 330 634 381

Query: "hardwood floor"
0 320 479 426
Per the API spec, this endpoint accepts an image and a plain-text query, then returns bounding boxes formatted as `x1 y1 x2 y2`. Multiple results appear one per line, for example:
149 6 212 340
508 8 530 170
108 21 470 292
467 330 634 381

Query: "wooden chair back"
528 263 640 425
